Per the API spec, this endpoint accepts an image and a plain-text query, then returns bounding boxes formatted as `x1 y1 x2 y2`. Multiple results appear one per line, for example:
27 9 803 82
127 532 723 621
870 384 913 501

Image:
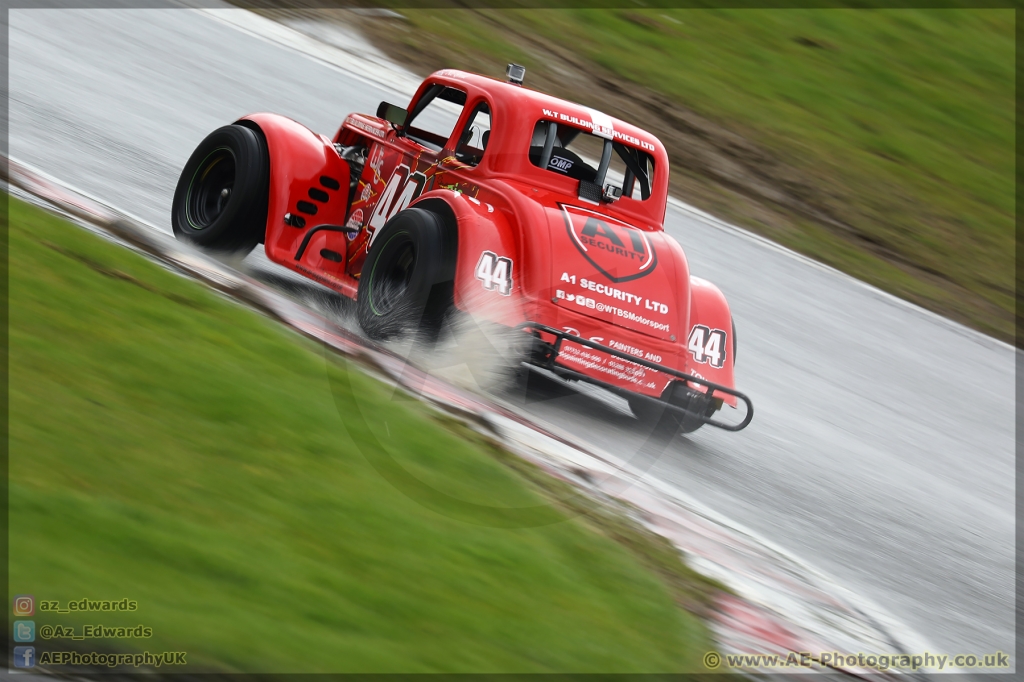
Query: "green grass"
339 7 1014 340
7 196 718 673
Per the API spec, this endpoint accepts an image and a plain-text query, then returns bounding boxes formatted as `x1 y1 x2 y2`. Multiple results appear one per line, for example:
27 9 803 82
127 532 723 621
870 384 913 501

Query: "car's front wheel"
356 208 457 341
171 124 268 254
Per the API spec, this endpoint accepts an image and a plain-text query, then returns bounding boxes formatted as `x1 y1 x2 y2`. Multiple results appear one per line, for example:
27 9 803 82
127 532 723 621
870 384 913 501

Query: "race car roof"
423 69 666 159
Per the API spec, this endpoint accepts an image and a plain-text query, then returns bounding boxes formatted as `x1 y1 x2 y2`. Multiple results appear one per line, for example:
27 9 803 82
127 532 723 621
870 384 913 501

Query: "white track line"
193 4 419 100
9 155 160 232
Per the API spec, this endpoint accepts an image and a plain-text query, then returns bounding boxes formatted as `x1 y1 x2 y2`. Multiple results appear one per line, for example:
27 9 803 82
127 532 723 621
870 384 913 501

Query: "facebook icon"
13 646 35 668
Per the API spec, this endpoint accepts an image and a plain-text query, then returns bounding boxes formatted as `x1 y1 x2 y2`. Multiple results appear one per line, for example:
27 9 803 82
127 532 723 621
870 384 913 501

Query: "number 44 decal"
687 325 727 369
475 251 513 296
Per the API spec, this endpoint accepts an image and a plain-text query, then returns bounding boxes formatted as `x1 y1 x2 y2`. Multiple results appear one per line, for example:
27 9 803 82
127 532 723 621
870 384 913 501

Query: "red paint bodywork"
238 69 739 406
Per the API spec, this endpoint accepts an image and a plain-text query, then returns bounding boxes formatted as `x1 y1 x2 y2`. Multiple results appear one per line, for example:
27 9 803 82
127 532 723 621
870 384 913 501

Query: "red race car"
172 64 752 433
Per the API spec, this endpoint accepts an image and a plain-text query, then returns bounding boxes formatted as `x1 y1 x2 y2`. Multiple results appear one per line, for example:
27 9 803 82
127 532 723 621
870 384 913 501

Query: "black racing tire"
628 382 718 435
356 208 457 341
171 124 269 254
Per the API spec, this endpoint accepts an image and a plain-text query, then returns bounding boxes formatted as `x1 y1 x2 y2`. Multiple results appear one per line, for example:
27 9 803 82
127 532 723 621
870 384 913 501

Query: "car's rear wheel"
356 208 457 341
628 382 718 435
171 124 268 254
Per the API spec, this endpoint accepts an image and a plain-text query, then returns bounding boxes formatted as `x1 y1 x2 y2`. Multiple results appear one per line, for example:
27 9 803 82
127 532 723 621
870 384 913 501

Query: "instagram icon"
12 595 34 616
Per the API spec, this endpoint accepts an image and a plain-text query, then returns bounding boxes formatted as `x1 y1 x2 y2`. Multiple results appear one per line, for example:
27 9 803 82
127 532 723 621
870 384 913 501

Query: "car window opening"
528 120 654 201
454 102 491 167
404 85 468 152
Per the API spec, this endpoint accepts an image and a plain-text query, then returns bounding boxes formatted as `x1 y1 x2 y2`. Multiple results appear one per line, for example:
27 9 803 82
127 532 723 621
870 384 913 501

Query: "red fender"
236 114 351 269
686 276 737 406
411 189 525 326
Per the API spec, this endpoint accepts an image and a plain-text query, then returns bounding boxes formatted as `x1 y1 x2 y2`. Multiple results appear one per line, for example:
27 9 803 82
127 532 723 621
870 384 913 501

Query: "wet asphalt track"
10 7 1016 662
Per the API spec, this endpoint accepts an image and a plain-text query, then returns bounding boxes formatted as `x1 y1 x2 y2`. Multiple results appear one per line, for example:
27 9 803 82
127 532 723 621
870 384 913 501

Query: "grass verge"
270 6 1014 342
8 196 722 673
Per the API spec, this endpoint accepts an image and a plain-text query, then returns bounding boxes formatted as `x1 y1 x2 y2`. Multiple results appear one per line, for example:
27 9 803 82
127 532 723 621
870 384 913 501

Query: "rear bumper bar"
515 321 754 432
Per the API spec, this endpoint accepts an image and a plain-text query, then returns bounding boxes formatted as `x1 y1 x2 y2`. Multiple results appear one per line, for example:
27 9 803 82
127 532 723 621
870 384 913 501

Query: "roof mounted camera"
506 63 526 86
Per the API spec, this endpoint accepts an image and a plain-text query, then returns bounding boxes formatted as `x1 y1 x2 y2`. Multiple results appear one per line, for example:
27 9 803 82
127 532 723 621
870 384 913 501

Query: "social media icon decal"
12 595 34 616
13 646 35 668
13 620 35 642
